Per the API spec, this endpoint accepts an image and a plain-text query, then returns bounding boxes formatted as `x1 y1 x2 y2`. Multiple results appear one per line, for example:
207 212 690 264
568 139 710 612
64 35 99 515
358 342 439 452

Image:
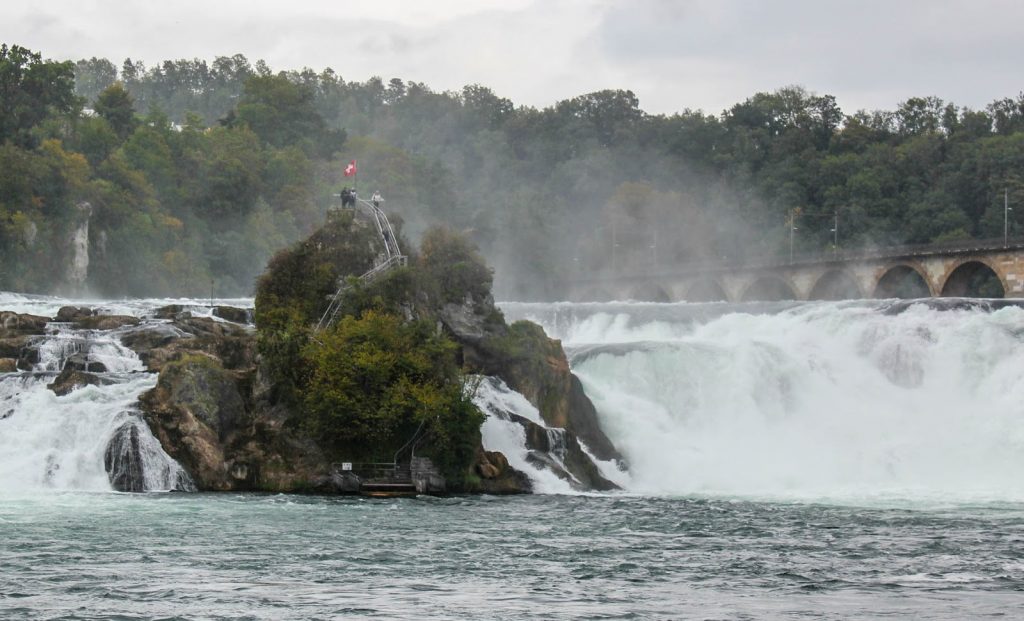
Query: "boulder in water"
0 311 50 338
213 306 251 324
154 304 191 320
47 369 112 395
62 352 107 374
73 314 141 331
0 358 16 373
511 412 618 491
473 448 532 494
55 306 95 322
105 421 147 492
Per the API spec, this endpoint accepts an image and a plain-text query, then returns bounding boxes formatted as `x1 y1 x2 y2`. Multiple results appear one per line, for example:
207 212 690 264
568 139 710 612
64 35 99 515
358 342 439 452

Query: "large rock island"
134 211 622 494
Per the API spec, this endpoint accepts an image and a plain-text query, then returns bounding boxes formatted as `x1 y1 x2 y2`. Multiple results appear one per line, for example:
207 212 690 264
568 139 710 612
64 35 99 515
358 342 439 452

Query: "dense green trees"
254 220 489 481
0 44 78 148
1 42 1022 297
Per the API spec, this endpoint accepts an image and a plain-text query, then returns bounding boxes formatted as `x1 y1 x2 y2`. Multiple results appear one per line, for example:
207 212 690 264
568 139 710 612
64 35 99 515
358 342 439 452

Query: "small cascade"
105 419 195 492
66 201 92 293
472 376 627 493
545 428 568 462
0 319 192 493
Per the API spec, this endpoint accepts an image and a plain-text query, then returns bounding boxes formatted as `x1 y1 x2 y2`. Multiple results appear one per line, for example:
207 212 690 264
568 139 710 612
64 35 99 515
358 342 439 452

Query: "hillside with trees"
1 43 1022 298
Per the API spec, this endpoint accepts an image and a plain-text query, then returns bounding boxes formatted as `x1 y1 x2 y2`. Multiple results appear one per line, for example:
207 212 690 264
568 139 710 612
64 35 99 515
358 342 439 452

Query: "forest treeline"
2 44 1023 298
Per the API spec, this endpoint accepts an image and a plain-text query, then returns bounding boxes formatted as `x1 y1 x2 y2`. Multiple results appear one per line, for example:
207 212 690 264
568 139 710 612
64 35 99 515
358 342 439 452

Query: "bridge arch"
873 263 933 298
809 269 864 300
685 278 728 302
940 259 1006 298
740 275 798 302
628 283 672 302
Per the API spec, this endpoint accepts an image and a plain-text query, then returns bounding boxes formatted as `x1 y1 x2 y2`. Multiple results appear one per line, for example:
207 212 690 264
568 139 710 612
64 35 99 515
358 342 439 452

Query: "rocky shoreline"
1 300 622 496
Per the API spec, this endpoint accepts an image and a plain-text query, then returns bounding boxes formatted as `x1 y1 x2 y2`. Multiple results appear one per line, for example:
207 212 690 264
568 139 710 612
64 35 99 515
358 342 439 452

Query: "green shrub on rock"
301 310 483 480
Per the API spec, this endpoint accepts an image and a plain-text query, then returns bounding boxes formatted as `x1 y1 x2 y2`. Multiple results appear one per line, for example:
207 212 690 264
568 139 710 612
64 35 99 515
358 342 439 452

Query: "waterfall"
502 300 1024 501
0 314 193 493
473 375 627 493
66 201 92 293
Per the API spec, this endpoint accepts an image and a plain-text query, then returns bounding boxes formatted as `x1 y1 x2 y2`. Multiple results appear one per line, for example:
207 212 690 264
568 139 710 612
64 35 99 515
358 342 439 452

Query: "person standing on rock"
371 191 384 208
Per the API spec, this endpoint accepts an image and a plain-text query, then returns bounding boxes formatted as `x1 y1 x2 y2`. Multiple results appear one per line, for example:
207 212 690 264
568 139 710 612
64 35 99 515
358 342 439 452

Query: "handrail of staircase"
314 201 408 333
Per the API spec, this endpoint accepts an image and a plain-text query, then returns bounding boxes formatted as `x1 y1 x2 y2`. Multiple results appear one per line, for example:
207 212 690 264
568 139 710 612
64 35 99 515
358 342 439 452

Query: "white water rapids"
4 292 1023 501
0 293 240 493
502 300 1024 501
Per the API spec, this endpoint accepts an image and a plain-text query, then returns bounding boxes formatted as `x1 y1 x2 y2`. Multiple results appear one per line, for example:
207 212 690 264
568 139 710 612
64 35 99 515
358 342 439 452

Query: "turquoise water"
2 493 1022 619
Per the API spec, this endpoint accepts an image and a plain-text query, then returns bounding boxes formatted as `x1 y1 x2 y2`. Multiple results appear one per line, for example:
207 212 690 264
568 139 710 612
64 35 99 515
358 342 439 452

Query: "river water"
2 293 1023 619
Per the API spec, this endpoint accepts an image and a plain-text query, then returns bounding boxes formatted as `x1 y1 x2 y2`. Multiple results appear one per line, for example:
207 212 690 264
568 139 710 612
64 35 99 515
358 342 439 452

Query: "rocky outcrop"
47 369 112 396
0 312 50 371
104 422 146 492
213 306 252 324
0 311 49 338
0 358 16 373
453 312 622 464
473 447 532 494
55 306 94 323
153 304 251 325
138 351 331 493
514 414 616 491
140 354 251 490
122 317 255 373
73 315 141 331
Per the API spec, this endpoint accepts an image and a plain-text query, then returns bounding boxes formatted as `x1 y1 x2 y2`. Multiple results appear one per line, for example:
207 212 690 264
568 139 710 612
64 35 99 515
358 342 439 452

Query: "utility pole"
831 210 839 257
787 208 800 263
1005 188 1011 248
611 223 618 272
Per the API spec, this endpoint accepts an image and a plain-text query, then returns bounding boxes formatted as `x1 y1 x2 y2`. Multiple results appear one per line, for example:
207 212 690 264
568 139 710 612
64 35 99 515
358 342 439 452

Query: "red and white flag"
344 160 357 177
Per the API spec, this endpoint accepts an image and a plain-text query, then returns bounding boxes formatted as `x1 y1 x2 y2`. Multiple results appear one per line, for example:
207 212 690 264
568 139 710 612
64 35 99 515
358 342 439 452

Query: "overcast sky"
2 0 1021 116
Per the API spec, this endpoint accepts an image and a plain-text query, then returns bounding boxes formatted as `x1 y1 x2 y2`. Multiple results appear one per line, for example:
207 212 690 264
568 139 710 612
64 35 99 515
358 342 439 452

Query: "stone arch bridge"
564 239 1024 302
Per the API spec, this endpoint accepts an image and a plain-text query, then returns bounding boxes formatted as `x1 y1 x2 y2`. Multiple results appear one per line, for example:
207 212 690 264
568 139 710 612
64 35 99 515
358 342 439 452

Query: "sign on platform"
342 462 352 471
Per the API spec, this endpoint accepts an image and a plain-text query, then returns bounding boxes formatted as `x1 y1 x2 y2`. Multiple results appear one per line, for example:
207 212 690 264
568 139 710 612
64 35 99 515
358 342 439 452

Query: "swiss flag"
344 160 357 176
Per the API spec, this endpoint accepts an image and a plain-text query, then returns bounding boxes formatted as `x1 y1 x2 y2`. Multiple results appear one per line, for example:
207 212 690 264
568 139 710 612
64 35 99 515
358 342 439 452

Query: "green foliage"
0 44 78 147
252 218 494 482
232 74 345 156
301 310 482 477
419 225 493 306
93 83 137 139
5 42 1024 298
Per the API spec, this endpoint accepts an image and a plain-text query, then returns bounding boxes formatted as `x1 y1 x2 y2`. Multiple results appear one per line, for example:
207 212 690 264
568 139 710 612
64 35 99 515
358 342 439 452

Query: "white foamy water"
473 376 627 493
502 300 1024 501
0 294 205 493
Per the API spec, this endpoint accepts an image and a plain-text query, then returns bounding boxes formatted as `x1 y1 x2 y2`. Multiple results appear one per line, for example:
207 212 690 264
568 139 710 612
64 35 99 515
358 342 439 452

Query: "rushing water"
2 493 1022 619
2 293 1024 618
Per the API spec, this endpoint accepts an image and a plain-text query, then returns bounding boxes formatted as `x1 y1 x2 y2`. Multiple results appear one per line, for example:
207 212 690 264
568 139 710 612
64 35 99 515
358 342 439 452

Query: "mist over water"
502 299 1024 502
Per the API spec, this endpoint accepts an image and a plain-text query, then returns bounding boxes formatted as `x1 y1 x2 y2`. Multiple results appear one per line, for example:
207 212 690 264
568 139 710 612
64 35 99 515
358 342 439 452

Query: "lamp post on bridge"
1005 188 1012 248
787 207 801 263
830 209 838 257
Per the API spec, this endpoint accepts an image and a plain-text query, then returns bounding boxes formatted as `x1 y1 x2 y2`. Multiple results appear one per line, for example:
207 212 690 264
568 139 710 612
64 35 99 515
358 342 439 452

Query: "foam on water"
0 295 200 493
503 300 1024 501
473 376 627 494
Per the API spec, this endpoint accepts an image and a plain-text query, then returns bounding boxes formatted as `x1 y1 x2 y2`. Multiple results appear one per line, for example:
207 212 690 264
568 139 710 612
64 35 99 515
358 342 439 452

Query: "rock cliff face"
440 296 622 490
0 311 50 371
130 307 334 493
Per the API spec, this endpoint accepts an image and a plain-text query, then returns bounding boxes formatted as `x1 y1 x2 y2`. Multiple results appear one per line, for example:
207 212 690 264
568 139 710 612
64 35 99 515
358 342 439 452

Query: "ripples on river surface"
2 493 1022 620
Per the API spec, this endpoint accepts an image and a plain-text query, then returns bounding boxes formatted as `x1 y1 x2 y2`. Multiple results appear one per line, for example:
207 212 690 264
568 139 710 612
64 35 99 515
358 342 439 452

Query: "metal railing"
314 200 407 333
